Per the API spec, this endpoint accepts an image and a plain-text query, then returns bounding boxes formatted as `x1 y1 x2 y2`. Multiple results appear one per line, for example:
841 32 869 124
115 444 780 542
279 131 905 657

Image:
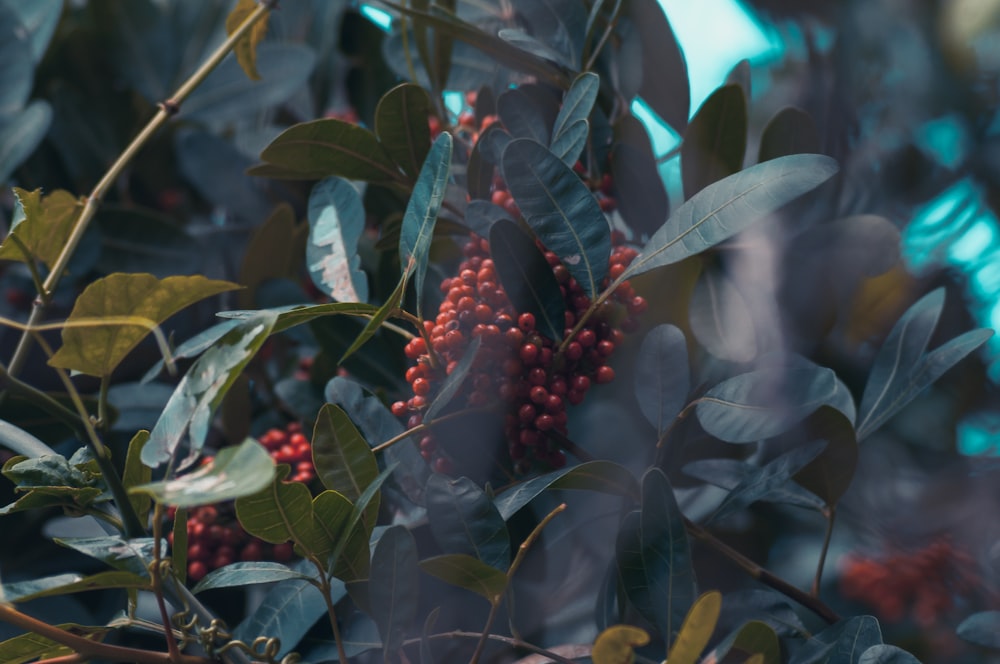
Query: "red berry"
240 541 263 562
518 313 536 331
412 378 431 396
530 386 548 404
535 414 554 430
272 542 294 562
520 343 539 364
595 366 615 384
391 401 408 417
577 329 596 347
188 561 208 582
597 340 615 357
565 342 583 361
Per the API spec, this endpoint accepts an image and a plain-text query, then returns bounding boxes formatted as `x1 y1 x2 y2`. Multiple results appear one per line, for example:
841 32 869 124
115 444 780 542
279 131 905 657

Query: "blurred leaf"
616 469 695 641
370 525 420 660
696 364 843 443
497 87 552 144
858 645 922 664
791 616 882 664
219 302 381 334
175 129 271 220
91 0 173 102
0 100 51 184
193 562 312 593
239 203 308 308
682 84 747 200
726 58 752 97
95 205 201 277
634 324 690 437
1 0 61 63
550 118 589 166
132 438 275 508
489 219 566 341
312 403 380 525
592 624 650 664
463 201 515 237
705 620 781 664
790 407 858 506
235 465 316 546
0 188 81 269
143 311 277 468
498 27 574 69
857 288 993 439
502 138 611 298
629 0 689 132
122 431 152 522
759 107 820 163
252 118 402 182
666 590 722 664
689 267 757 362
225 0 269 81
2 571 149 603
400 132 453 316
466 139 494 200
511 0 586 69
610 132 669 237
957 610 1000 648
0 3 35 114
49 273 239 377
624 155 839 278
0 420 53 458
184 43 315 122
553 72 600 143
476 124 513 165
419 554 507 603
375 83 433 180
424 337 483 421
306 177 370 303
53 536 156 577
426 474 510 569
494 460 638 520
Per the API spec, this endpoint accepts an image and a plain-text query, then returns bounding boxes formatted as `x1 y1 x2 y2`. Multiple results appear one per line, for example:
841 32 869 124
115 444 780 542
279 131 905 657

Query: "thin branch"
813 507 836 596
410 631 579 664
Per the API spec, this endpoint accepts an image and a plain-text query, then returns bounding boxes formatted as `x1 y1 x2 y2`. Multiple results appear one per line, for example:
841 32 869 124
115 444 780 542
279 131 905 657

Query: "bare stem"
813 507 836 596
371 406 496 454
411 630 579 664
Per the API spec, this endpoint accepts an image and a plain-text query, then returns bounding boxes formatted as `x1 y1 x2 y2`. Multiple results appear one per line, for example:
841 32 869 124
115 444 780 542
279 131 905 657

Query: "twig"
371 407 496 454
813 507 836 596
409 631 579 664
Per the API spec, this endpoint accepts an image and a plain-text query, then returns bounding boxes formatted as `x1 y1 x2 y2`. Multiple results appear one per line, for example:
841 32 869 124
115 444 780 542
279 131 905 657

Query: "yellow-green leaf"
122 430 152 524
48 273 240 377
225 0 269 81
238 203 307 308
592 625 650 664
665 590 722 664
0 188 82 268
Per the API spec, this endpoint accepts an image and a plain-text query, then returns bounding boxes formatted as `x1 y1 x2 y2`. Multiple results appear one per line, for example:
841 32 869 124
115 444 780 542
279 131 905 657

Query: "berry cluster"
168 423 315 583
391 234 645 474
838 538 979 627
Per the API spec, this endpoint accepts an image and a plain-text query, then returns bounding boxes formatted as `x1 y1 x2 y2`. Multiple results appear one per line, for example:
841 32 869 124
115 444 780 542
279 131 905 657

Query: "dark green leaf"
489 219 567 341
0 625 105 664
193 562 313 593
682 84 747 200
616 469 695 643
498 28 574 70
858 645 922 664
502 138 611 298
696 364 842 443
235 465 316 547
2 571 149 603
511 0 587 69
466 138 494 200
370 525 420 661
476 124 513 165
419 554 508 603
172 508 188 585
610 139 669 237
759 107 820 163
689 266 757 362
790 407 858 506
143 311 277 468
400 132 453 316
624 154 839 278
312 489 369 582
494 460 638 520
375 83 433 180
426 474 510 569
726 59 752 97
550 119 589 167
463 201 515 237
957 611 1000 648
254 118 402 183
312 404 380 525
307 177 370 303
634 324 689 437
857 288 993 439
338 274 407 364
424 337 483 422
497 87 553 145
123 431 152 521
53 536 156 577
629 0 689 132
133 438 276 508
238 203 307 308
553 72 600 143
704 620 781 664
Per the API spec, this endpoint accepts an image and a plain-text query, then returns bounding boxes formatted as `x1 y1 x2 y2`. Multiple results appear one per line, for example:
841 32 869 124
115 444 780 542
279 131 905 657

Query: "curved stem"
813 507 837 596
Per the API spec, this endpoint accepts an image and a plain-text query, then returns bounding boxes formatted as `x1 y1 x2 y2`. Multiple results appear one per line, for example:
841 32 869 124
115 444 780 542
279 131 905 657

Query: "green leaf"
494 460 639 520
681 84 748 200
252 118 403 183
0 625 106 664
858 645 922 664
634 324 689 437
48 273 240 378
463 201 514 237
312 490 369 582
193 562 313 593
704 620 781 664
238 203 308 308
235 465 316 546
426 474 510 570
552 72 600 144
132 438 275 508
498 27 574 70
0 188 81 268
328 464 397 576
418 554 508 603
666 591 722 664
502 138 611 298
696 364 843 443
424 337 483 422
375 83 433 181
550 118 589 167
794 616 883 664
612 116 670 237
624 154 839 279
629 0 689 132
476 124 513 165
143 311 277 468
857 288 993 439
95 206 201 278
497 87 552 144
225 0 269 81
790 407 859 506
339 274 407 364
592 624 650 664
172 507 188 585
218 302 381 334
122 430 152 522
616 468 695 644
53 536 156 577
957 611 1000 648
312 404 380 523
489 219 567 342
307 177 370 303
400 131 453 317
370 525 420 661
2 571 149 603
689 266 757 362
759 106 820 163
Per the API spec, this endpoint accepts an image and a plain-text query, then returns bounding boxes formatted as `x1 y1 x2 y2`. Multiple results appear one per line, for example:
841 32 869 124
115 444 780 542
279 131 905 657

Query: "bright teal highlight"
916 115 968 170
360 5 393 32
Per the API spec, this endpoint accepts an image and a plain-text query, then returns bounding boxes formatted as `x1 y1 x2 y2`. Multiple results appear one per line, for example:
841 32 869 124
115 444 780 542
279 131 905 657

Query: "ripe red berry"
595 366 615 384
391 401 408 417
188 561 208 582
412 378 431 396
520 343 539 364
530 386 548 404
518 312 535 331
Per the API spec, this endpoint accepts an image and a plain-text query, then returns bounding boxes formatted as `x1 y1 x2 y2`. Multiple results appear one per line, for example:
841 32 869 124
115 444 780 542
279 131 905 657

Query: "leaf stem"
4 0 275 379
371 406 496 454
150 503 182 662
583 0 623 71
312 560 350 664
5 233 48 304
0 362 87 436
813 506 836 596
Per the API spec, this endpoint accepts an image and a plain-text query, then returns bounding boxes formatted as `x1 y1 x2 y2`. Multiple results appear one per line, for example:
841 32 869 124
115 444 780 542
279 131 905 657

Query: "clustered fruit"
169 422 314 582
838 538 979 627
